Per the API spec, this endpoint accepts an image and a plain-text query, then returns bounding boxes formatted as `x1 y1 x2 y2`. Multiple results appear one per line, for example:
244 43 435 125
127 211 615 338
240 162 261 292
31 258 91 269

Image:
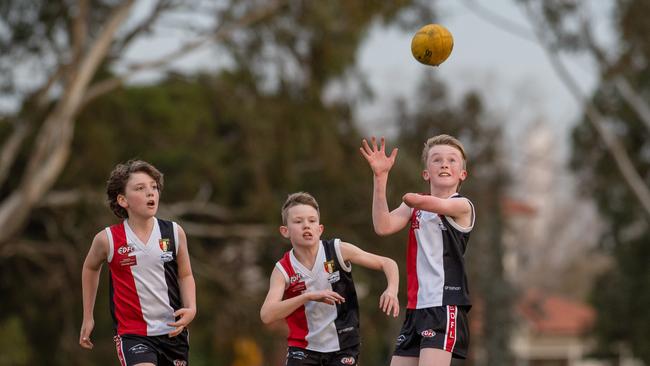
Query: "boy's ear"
279 225 289 238
117 194 128 209
459 169 468 181
421 169 430 182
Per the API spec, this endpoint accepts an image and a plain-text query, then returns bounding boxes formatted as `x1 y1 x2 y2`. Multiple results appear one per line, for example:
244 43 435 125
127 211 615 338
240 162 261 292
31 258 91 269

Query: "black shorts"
286 344 360 366
393 305 469 359
114 330 189 366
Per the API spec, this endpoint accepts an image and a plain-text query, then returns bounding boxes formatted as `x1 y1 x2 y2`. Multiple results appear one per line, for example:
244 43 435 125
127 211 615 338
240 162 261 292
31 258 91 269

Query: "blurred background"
0 0 648 365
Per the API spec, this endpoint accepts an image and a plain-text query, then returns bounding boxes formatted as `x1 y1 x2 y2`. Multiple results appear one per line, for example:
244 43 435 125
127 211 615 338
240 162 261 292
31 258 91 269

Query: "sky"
356 0 609 157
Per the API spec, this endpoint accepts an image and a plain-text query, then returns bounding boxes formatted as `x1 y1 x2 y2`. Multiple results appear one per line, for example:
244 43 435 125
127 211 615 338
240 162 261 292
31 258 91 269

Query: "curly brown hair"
106 160 164 218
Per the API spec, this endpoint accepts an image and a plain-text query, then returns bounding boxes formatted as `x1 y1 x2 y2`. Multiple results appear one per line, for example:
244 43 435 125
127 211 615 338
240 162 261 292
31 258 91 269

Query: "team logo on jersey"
412 210 422 229
421 329 436 338
324 260 336 274
159 238 171 252
327 271 340 284
289 273 303 284
117 244 134 255
340 356 355 365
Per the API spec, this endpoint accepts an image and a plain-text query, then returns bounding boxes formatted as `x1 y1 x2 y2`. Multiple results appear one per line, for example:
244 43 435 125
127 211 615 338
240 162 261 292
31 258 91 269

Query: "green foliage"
0 1 511 364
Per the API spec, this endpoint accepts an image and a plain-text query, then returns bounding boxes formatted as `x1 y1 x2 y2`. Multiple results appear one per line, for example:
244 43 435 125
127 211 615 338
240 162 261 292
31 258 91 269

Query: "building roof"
517 289 595 336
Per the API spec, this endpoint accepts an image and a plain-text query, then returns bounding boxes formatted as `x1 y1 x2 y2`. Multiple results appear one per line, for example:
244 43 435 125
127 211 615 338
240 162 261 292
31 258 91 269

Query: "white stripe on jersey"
414 210 446 308
288 242 341 352
121 219 175 336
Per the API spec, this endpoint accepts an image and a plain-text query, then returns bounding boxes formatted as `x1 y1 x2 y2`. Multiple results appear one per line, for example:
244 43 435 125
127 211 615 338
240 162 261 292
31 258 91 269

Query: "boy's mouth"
303 232 313 240
146 200 156 208
439 172 451 177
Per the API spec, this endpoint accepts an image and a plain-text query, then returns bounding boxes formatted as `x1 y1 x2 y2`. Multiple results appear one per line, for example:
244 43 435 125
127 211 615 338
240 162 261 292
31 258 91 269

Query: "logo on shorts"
421 329 436 338
173 361 187 366
396 334 406 345
341 356 355 365
288 350 307 360
128 343 149 354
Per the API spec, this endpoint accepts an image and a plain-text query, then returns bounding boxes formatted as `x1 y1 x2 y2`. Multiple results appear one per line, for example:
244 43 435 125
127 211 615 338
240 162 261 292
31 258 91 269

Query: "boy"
260 192 400 366
79 160 196 366
360 135 475 365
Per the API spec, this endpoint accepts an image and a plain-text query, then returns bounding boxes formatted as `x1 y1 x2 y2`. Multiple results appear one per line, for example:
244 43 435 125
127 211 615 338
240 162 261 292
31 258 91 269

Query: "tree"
545 0 650 362
0 1 438 364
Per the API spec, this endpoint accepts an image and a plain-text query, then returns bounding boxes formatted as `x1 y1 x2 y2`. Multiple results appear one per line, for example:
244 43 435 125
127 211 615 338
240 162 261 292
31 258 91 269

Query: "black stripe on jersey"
440 195 472 307
323 239 360 349
158 219 182 311
109 274 117 333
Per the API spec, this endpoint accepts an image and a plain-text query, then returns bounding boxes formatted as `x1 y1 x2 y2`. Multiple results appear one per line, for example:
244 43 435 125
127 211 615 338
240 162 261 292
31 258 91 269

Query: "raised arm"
340 241 399 317
402 194 473 228
168 225 197 337
360 137 411 235
79 230 109 350
260 267 345 324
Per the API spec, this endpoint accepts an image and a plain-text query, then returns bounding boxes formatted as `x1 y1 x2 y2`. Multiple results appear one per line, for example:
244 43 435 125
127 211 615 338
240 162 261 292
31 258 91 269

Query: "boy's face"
422 144 467 190
117 172 160 219
279 204 323 248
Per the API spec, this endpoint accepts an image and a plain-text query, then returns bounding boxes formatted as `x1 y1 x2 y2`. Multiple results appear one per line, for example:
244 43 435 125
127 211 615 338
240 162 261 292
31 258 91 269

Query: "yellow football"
410 24 454 66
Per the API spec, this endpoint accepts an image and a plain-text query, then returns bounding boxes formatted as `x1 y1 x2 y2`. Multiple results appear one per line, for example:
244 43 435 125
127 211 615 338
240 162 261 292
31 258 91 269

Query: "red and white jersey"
406 194 474 309
106 218 182 336
276 239 360 352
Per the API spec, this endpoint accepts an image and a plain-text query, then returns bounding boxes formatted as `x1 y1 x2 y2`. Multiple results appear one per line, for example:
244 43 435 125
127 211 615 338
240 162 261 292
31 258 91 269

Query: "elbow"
373 226 392 237
260 309 273 325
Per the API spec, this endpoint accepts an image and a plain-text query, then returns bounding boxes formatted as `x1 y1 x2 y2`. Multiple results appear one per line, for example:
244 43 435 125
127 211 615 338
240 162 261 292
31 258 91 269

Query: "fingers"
379 293 400 318
389 147 399 161
79 335 94 349
168 326 184 337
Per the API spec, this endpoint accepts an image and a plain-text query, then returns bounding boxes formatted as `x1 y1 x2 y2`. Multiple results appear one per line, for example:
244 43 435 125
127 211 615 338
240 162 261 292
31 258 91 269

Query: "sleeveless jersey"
406 194 474 309
276 239 360 352
106 218 182 336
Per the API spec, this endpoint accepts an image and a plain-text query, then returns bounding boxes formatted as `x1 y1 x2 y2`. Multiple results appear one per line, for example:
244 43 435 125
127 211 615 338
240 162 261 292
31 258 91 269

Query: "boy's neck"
429 185 458 199
126 215 155 232
292 242 320 270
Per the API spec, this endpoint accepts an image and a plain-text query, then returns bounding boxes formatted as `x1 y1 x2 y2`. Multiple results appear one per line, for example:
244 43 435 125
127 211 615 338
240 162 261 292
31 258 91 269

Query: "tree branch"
519 2 650 219
0 1 136 246
82 0 288 106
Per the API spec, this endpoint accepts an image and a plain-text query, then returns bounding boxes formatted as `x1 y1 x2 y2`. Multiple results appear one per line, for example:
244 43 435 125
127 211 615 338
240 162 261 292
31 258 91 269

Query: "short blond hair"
421 134 467 168
281 192 320 225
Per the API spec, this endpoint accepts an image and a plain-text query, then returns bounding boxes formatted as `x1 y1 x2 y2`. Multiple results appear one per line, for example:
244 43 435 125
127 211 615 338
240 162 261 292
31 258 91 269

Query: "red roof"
517 289 595 336
501 197 537 216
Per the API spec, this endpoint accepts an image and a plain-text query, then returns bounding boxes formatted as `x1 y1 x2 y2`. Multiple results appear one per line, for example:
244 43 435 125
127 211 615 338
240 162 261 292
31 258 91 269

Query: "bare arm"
340 241 400 317
360 137 411 235
403 194 473 228
168 225 197 337
260 268 345 324
79 230 109 349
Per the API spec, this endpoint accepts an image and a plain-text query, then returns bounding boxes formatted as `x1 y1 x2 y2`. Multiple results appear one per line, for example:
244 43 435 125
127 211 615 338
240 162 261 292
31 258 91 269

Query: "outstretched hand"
309 290 345 306
360 137 398 177
379 290 400 318
168 307 196 337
